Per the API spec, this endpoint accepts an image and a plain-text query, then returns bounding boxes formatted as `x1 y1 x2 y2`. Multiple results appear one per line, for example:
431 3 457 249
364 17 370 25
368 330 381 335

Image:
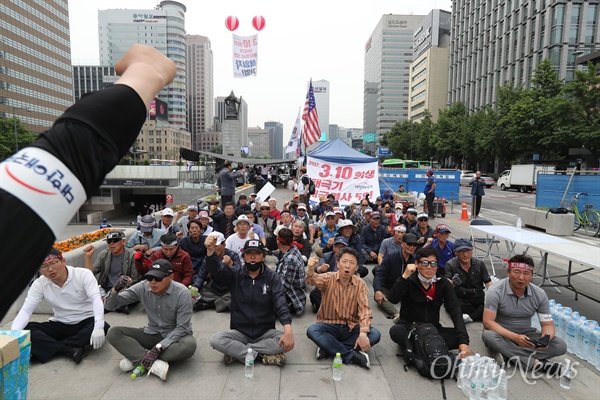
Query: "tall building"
363 14 426 137
0 0 72 134
248 127 270 158
329 124 340 140
409 10 452 122
264 121 283 159
449 0 599 110
138 120 192 162
312 79 330 142
185 35 214 151
99 1 188 129
73 66 117 102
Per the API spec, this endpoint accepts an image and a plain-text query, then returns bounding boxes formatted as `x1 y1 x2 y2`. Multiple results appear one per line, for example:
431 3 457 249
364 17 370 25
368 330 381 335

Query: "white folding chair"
469 219 501 275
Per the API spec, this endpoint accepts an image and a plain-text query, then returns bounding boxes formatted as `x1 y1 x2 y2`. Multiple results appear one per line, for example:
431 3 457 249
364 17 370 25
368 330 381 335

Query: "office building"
409 10 452 122
98 1 188 129
0 0 72 134
363 14 426 137
329 124 340 141
138 119 192 162
73 66 117 102
248 127 270 158
186 34 214 151
448 0 599 110
264 121 283 159
312 79 330 142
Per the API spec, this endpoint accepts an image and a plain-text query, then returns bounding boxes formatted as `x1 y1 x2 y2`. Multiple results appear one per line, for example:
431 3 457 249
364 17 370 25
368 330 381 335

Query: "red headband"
508 262 533 270
43 254 62 263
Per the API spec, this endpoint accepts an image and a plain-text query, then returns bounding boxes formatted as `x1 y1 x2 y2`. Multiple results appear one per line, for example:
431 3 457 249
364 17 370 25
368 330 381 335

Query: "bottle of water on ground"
558 308 573 340
332 352 342 381
245 348 254 378
566 315 580 353
130 365 146 379
560 359 575 390
592 326 600 370
581 320 598 362
551 304 563 328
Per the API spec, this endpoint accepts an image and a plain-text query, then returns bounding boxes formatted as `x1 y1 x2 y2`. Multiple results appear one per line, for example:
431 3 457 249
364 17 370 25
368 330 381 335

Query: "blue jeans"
306 323 381 363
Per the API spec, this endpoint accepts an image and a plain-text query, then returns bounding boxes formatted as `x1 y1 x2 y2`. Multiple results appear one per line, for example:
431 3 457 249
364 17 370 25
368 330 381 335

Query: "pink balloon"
252 15 266 31
225 15 239 31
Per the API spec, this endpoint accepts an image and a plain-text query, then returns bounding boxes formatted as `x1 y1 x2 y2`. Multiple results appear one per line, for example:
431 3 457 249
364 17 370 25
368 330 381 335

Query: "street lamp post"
12 106 30 152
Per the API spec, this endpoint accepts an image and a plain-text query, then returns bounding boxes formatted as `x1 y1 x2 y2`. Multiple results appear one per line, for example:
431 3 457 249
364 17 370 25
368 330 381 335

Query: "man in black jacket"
372 233 417 320
207 237 294 366
388 247 473 359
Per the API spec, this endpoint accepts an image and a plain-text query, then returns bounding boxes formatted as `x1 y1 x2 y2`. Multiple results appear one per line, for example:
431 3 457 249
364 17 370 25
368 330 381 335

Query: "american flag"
302 80 321 147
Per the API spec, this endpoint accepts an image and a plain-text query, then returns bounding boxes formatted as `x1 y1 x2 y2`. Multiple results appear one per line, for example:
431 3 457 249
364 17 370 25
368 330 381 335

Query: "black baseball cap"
145 259 174 279
402 233 419 245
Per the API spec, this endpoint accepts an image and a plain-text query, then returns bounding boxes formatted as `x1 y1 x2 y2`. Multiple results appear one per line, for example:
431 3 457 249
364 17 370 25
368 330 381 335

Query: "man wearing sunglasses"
388 247 473 360
135 233 194 288
84 231 137 314
315 211 338 258
373 233 417 320
11 248 109 364
105 259 196 380
410 213 434 251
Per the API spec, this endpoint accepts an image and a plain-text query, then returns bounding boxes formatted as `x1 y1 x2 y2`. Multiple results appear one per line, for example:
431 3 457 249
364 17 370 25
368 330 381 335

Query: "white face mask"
417 271 438 284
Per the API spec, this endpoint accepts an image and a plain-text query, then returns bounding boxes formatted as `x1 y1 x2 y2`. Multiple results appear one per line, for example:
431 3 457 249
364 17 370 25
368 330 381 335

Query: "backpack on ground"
404 323 454 379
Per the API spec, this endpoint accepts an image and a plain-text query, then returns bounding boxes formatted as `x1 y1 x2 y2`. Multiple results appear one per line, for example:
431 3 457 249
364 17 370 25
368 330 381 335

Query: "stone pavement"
2 186 599 399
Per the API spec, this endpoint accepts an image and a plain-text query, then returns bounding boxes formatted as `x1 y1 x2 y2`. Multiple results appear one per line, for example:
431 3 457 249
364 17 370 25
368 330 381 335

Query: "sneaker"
312 303 319 313
540 360 563 376
62 346 84 364
462 314 473 323
492 352 505 367
316 347 328 360
223 354 236 365
392 315 401 324
350 350 370 369
119 358 134 372
149 359 169 380
261 353 286 366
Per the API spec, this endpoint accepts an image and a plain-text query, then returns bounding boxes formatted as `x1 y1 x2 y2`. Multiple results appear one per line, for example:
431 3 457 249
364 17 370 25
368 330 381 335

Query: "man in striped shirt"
305 248 381 369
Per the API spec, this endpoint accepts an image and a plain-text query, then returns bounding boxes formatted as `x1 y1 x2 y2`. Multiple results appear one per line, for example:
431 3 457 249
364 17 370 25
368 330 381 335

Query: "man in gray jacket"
218 161 245 209
84 231 137 314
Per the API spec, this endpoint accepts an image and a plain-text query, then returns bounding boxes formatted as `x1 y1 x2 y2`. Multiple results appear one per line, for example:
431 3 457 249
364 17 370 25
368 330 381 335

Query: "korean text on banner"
232 34 258 78
306 157 380 206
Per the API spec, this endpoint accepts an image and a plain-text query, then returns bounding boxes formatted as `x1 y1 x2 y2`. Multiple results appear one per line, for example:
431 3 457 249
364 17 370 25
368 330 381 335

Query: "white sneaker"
149 359 169 380
119 358 134 372
462 314 473 323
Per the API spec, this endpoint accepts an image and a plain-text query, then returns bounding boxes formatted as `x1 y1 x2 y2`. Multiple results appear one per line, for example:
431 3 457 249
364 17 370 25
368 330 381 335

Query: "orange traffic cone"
460 202 470 220
442 197 447 217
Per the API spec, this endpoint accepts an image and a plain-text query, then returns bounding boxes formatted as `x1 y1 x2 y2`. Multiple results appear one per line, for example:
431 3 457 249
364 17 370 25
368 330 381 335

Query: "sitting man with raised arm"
482 254 567 373
11 248 108 364
306 248 381 369
207 237 295 367
309 235 349 313
191 231 241 312
389 247 472 360
134 232 194 287
105 259 197 380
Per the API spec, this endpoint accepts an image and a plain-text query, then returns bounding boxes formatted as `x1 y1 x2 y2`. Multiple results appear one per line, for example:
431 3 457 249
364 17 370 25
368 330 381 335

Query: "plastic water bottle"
566 314 580 353
581 321 598 361
130 365 146 379
558 308 572 340
592 326 600 370
551 304 563 327
332 352 342 381
516 218 522 232
559 359 575 389
531 313 541 331
548 299 556 311
188 285 199 297
245 348 254 378
496 368 507 400
575 318 588 358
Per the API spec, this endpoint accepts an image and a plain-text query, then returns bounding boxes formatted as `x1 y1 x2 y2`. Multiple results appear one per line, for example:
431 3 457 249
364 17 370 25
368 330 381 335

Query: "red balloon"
252 15 265 31
225 15 239 31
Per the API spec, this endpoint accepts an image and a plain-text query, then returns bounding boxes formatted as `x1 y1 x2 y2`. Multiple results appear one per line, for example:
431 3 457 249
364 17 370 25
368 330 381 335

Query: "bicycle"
569 192 600 237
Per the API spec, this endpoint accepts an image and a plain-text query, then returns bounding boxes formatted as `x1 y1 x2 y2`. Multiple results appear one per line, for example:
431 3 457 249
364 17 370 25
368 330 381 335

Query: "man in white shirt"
225 214 255 258
11 248 108 364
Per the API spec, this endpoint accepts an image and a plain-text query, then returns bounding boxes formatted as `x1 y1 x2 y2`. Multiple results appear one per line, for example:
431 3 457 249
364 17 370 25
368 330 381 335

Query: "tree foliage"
0 117 37 160
382 58 600 169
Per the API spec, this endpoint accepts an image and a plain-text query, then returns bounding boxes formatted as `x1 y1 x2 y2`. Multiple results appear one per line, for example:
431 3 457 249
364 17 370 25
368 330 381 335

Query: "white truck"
497 164 555 193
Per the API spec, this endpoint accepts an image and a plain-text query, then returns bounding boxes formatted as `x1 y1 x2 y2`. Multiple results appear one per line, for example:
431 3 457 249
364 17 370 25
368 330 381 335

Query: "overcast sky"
68 0 452 139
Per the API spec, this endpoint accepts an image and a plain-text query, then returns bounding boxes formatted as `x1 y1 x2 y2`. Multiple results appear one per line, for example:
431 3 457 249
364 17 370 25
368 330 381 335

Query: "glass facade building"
449 0 600 110
264 121 284 160
363 14 426 137
99 1 187 129
72 66 116 102
185 34 213 151
0 0 72 134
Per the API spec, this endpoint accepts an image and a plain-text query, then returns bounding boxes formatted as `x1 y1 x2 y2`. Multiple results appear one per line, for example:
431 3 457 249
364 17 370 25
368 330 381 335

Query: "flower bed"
54 228 113 253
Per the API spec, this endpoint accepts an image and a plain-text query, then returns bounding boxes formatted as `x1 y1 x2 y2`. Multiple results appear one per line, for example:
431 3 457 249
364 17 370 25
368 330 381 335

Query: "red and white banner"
232 34 258 78
306 157 380 207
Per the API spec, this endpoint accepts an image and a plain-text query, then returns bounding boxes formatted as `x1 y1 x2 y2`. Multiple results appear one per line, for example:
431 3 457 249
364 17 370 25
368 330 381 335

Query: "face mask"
246 261 264 272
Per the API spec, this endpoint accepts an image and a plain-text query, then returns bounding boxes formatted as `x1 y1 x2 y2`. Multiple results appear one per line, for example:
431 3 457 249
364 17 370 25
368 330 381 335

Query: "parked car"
460 172 495 188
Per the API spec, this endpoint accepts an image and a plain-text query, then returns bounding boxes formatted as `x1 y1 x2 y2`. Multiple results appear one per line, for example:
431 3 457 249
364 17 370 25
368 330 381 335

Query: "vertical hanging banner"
232 34 258 78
